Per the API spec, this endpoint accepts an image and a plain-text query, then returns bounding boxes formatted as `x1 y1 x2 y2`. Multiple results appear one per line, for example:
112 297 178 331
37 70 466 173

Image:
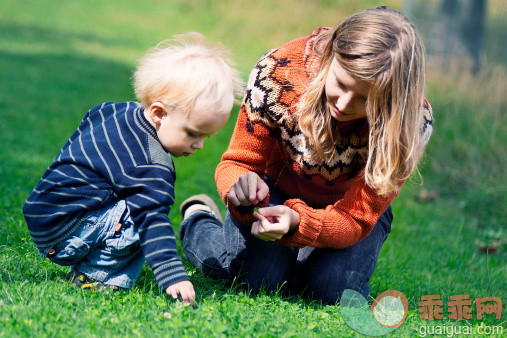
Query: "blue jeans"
180 180 393 304
47 200 145 289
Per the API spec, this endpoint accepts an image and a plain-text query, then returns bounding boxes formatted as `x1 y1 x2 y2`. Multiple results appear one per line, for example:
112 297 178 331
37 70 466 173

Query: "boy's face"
145 98 229 158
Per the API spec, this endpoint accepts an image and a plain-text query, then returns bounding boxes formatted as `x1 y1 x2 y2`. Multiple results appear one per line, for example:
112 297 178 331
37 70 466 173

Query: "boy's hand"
165 280 195 307
251 206 300 241
228 171 269 207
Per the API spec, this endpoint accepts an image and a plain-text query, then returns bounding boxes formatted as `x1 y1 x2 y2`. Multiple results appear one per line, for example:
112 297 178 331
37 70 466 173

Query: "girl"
179 6 433 304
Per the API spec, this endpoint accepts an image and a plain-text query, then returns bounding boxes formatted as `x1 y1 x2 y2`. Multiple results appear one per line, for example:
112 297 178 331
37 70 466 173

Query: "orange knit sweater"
215 28 433 249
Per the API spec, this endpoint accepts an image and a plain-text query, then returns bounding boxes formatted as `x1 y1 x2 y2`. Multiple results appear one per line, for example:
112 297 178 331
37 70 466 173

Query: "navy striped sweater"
23 101 188 290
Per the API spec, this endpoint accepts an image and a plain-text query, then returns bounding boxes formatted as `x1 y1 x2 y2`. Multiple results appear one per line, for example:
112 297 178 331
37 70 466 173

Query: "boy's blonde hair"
134 32 243 114
298 7 427 196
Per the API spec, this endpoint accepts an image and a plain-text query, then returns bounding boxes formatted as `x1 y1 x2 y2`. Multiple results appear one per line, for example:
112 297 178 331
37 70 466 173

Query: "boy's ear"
147 102 167 125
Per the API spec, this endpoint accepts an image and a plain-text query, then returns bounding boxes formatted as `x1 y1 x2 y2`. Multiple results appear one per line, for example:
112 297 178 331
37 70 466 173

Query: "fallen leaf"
475 239 500 254
415 189 438 203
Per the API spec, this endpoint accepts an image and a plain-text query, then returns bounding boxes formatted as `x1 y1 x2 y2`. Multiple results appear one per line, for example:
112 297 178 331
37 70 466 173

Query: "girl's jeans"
180 179 393 304
46 200 145 289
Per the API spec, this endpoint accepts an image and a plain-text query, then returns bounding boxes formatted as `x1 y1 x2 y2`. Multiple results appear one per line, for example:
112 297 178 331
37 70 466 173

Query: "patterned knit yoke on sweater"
216 27 434 249
22 101 189 290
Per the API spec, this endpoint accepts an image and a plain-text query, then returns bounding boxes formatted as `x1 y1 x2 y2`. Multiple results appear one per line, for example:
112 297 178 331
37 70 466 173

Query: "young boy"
22 33 243 306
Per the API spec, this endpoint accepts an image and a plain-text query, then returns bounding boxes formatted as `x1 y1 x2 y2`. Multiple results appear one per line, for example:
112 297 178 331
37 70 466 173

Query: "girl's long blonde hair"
298 7 427 196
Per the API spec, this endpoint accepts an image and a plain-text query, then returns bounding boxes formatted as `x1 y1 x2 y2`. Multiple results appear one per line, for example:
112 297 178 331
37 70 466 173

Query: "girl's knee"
236 267 292 293
305 269 370 304
229 248 296 294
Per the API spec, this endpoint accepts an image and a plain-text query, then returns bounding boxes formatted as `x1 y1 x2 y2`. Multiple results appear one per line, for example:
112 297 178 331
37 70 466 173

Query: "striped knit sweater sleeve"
216 28 434 249
23 102 188 290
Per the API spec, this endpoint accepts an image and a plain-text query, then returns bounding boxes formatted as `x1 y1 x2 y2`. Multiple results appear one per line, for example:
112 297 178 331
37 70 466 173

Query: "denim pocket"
105 231 140 256
49 236 90 266
104 210 140 256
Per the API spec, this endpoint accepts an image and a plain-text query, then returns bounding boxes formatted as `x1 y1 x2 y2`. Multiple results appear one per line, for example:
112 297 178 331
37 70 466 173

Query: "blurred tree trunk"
403 0 487 75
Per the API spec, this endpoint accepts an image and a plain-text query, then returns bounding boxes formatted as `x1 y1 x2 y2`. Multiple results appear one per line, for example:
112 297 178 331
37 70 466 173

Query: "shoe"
179 194 223 222
69 268 120 293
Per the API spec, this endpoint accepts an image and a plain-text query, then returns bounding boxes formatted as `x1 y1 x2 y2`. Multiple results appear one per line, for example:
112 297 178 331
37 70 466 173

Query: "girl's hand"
166 280 195 307
251 205 300 241
228 171 269 207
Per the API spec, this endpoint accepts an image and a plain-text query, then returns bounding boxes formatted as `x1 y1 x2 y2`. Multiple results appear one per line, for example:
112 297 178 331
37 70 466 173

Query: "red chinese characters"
418 295 502 321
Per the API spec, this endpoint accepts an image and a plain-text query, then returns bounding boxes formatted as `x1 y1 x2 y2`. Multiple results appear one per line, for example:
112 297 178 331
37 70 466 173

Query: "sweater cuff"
226 193 270 225
278 199 322 248
153 259 189 291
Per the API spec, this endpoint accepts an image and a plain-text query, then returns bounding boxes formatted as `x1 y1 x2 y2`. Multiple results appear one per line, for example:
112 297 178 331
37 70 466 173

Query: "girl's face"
324 57 371 122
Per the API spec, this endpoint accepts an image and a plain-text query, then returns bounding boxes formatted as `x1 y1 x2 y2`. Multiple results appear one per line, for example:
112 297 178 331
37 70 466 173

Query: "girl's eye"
187 131 199 138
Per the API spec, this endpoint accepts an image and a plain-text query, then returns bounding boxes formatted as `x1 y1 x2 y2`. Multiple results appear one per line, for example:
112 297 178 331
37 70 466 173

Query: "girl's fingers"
251 217 285 240
248 173 260 203
253 211 277 224
257 180 269 201
229 172 268 207
237 184 250 205
232 184 249 206
253 215 278 233
254 212 285 232
253 211 267 222
228 188 240 206
251 221 267 239
251 219 267 234
258 205 286 217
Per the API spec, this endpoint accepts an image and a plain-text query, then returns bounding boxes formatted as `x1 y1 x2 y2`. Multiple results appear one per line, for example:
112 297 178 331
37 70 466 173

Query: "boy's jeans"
180 178 392 304
46 200 145 289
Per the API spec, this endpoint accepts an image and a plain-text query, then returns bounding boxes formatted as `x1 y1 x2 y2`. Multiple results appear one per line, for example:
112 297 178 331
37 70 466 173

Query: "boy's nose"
192 139 205 150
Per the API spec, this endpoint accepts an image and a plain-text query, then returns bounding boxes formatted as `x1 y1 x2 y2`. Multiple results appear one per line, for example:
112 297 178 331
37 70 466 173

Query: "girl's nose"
336 93 354 112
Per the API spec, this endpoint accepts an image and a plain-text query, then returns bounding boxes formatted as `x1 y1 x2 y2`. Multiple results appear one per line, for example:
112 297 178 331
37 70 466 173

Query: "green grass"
1 0 505 336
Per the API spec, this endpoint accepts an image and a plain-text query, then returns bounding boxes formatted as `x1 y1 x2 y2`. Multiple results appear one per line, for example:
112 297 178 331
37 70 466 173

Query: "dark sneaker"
69 268 120 293
179 194 223 222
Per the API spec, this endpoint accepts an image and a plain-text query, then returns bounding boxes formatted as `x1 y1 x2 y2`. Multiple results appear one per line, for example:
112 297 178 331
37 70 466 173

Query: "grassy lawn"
1 0 505 336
